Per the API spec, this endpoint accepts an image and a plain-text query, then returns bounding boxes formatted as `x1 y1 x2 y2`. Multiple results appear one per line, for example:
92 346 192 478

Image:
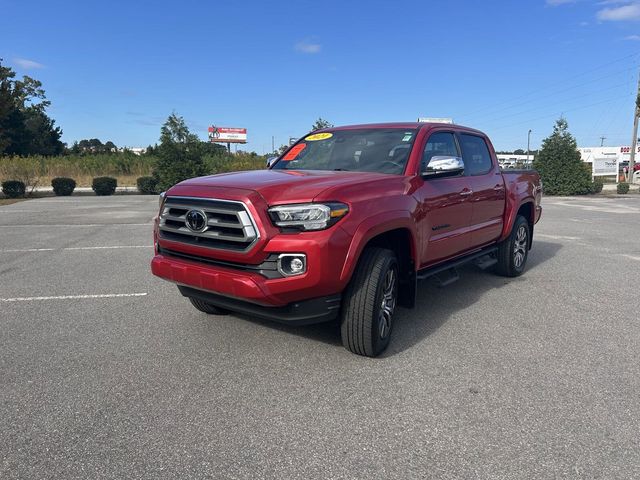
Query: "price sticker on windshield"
283 143 307 161
305 132 333 141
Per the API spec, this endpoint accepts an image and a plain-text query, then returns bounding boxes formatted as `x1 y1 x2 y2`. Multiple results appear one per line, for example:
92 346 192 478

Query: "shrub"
617 182 630 194
533 118 592 195
1 180 26 198
136 176 159 194
92 176 117 196
590 178 604 194
51 177 76 196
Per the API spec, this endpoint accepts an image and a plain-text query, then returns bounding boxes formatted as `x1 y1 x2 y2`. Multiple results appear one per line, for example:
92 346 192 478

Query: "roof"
320 122 485 135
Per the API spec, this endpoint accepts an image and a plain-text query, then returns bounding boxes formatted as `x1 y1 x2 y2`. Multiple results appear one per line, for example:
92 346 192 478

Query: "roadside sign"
592 157 618 176
208 126 247 144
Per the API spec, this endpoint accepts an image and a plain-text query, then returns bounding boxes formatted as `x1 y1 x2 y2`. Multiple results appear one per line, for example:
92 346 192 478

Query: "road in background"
1 195 639 479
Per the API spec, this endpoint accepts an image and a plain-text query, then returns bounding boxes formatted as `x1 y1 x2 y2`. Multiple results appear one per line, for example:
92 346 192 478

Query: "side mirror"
422 156 464 178
266 156 278 168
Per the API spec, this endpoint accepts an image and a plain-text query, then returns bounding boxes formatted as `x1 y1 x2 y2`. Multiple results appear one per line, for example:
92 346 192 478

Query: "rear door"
414 131 474 266
458 133 505 248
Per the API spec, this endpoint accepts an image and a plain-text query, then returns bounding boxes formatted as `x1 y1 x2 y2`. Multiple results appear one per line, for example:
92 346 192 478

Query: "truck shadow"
234 240 562 356
382 239 562 357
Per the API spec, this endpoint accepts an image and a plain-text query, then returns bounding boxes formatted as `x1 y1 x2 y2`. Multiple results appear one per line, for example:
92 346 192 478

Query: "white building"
496 154 534 168
579 146 639 165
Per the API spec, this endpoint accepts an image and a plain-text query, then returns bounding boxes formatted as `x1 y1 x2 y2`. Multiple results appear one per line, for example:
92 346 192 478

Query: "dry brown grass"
0 198 30 206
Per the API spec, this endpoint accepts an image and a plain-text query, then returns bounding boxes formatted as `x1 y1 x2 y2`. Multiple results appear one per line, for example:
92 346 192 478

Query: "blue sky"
1 0 639 153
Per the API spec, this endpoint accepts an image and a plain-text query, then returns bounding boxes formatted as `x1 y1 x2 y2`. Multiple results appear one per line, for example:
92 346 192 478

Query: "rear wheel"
340 248 398 357
495 215 530 277
188 297 230 315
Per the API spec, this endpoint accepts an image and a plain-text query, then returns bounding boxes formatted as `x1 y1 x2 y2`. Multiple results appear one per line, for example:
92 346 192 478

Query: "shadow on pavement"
229 240 562 356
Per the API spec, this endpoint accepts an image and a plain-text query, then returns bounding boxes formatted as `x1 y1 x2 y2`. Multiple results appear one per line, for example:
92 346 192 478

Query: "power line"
460 67 636 122
459 51 640 120
486 92 636 133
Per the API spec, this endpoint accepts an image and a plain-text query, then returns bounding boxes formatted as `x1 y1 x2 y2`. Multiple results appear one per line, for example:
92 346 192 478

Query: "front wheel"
340 248 399 357
495 215 530 277
188 297 230 315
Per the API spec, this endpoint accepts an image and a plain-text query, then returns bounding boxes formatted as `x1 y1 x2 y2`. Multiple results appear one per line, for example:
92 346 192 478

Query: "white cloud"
13 57 44 69
625 34 640 39
294 40 321 54
579 20 590 25
546 0 577 6
597 2 640 20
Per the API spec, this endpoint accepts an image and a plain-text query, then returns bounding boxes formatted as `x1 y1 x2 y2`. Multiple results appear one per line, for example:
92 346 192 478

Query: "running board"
417 247 498 283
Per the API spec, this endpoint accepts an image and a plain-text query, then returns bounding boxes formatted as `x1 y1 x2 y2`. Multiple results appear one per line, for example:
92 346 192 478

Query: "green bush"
92 176 117 196
617 182 630 194
590 178 604 194
136 176 159 194
51 177 76 196
1 180 26 198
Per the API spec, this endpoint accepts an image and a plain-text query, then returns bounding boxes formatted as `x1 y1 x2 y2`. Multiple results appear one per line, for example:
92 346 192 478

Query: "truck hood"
174 169 398 205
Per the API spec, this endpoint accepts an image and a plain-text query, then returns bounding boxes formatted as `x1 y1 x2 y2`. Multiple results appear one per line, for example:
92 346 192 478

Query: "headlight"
158 191 166 210
268 202 349 231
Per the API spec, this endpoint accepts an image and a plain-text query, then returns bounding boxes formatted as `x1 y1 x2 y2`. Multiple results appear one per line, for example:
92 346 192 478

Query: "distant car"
619 161 640 173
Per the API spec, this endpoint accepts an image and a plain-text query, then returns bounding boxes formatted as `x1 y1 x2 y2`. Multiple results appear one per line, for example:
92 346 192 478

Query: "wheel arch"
501 198 535 246
340 212 418 308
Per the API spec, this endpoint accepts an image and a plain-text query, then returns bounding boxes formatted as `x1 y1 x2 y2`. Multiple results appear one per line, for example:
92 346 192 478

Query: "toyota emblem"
185 209 208 232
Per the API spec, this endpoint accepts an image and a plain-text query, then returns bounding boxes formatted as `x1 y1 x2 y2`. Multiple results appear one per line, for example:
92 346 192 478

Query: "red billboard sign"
208 126 247 144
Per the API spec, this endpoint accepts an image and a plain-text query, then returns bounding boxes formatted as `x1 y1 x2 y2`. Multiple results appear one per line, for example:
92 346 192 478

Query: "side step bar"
417 247 498 286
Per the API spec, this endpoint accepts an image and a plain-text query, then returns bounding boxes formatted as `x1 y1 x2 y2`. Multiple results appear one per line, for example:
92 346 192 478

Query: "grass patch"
0 198 30 206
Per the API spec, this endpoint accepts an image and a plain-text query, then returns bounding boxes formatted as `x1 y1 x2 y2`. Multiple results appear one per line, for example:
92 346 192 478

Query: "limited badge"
305 132 333 141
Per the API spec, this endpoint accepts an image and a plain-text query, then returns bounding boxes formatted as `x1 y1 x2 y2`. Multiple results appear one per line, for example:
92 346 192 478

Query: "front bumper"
178 286 341 325
152 222 352 305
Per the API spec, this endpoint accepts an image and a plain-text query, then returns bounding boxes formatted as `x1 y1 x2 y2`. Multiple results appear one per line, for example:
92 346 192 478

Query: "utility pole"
272 136 275 154
628 70 640 184
600 136 606 147
527 129 532 168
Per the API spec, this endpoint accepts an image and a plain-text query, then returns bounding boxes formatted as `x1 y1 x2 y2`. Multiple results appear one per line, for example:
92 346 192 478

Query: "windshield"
272 128 417 175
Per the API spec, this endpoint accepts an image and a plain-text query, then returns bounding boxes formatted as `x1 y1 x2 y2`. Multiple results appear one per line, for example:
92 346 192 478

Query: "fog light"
277 254 307 277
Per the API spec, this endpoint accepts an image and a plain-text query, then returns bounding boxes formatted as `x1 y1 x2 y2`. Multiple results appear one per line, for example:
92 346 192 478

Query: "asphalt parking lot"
1 195 639 479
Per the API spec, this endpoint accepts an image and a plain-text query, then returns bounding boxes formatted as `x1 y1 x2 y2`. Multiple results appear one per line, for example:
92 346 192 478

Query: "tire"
188 297 230 315
340 248 399 357
495 215 530 277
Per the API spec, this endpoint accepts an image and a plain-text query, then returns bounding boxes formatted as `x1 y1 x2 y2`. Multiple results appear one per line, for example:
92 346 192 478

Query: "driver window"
421 132 461 172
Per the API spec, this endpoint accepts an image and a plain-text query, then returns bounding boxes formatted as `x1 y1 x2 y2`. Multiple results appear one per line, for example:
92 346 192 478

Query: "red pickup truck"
151 122 541 356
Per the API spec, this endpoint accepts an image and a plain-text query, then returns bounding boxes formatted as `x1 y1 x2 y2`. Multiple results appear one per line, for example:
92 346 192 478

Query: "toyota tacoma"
151 122 542 356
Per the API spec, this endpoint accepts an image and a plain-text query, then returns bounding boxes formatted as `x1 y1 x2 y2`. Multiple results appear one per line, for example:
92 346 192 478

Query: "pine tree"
533 117 592 195
311 117 333 131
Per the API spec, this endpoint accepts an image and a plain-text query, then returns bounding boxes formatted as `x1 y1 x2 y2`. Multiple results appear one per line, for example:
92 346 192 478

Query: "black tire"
495 215 530 277
340 248 399 357
188 297 230 315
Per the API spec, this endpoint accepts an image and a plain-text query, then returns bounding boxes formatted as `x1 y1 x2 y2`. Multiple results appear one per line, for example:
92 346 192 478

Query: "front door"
414 131 474 266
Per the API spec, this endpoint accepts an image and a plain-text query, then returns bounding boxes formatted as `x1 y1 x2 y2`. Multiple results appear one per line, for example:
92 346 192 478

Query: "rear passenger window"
421 132 460 171
460 134 493 176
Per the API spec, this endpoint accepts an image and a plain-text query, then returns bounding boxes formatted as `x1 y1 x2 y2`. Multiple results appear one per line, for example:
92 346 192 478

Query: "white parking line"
0 293 148 302
0 223 152 228
0 245 153 253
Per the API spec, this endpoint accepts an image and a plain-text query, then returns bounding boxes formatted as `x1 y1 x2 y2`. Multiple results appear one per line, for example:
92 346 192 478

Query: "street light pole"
527 129 532 168
627 71 639 184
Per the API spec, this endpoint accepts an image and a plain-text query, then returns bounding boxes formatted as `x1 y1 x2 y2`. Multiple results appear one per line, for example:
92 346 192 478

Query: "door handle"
494 184 505 191
459 189 473 196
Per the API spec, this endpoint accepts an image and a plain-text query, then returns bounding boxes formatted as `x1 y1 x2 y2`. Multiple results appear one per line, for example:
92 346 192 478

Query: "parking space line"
0 245 152 253
0 293 148 302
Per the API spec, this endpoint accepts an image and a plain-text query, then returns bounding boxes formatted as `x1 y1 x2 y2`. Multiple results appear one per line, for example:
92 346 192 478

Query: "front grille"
159 196 259 251
159 247 282 279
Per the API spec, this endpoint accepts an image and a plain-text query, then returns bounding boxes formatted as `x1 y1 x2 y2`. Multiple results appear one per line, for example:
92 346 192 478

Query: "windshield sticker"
402 134 413 142
283 143 307 161
306 132 333 141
